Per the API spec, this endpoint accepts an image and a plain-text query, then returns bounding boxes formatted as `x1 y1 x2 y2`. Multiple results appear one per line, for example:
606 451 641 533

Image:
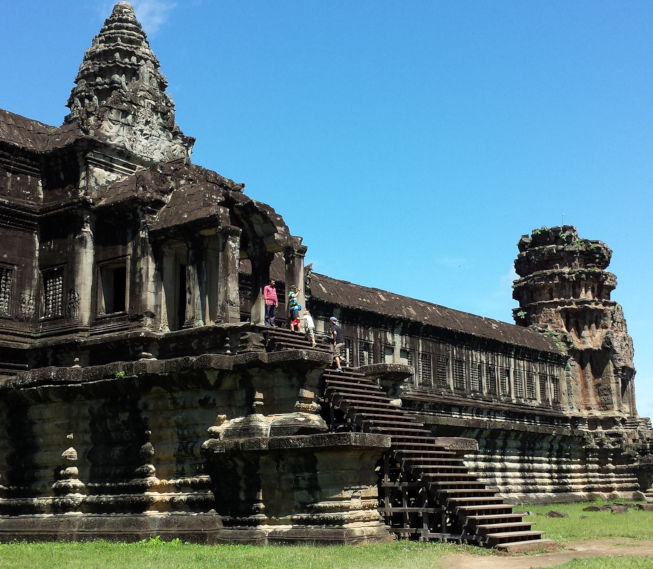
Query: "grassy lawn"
0 540 483 569
523 501 653 542
0 502 651 569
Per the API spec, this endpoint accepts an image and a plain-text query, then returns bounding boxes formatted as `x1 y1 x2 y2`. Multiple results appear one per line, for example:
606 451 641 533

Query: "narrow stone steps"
402 457 466 465
407 465 469 473
369 426 432 435
323 369 367 378
390 435 450 444
422 472 480 480
455 504 515 514
475 521 534 534
447 496 507 506
430 481 488 490
439 488 496 497
394 449 460 457
274 341 332 353
339 401 401 411
324 387 390 400
324 380 384 391
352 413 421 423
324 371 376 384
466 513 527 525
485 530 545 544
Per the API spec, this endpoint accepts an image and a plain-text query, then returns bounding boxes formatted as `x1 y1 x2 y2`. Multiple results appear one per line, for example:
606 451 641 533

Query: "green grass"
0 502 652 569
0 540 484 569
522 501 653 542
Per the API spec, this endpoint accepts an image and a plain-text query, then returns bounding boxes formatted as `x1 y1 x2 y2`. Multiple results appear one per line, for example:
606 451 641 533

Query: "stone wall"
0 343 391 543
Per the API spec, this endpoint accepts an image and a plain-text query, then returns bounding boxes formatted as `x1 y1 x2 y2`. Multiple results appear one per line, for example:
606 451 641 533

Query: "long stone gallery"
0 2 651 551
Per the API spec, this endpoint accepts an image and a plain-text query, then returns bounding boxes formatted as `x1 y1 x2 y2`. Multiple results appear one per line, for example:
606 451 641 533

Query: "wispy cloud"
497 265 518 297
437 257 467 268
132 0 176 37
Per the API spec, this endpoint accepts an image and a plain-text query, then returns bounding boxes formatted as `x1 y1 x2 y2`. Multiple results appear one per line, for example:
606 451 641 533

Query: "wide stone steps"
321 366 547 549
261 331 549 550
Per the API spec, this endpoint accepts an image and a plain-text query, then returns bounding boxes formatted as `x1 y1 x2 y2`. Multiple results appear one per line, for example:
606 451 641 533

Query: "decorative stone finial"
64 1 194 162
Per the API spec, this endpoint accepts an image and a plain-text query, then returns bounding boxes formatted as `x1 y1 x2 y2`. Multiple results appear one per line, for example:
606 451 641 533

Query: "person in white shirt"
303 310 316 347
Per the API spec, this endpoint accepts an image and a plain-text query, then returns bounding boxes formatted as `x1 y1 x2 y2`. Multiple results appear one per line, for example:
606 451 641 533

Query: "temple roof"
0 109 54 152
309 272 560 353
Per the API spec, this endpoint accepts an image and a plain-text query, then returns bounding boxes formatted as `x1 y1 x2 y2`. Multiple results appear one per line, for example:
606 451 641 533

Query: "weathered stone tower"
512 226 636 421
65 1 194 168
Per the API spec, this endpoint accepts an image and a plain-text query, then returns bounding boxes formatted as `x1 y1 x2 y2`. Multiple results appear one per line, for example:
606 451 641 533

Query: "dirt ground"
440 538 653 568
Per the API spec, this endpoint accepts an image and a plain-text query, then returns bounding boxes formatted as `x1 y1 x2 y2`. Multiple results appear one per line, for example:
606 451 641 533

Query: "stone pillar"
132 217 157 329
183 240 204 328
72 211 95 326
217 225 242 323
160 246 174 332
284 242 307 315
249 252 273 326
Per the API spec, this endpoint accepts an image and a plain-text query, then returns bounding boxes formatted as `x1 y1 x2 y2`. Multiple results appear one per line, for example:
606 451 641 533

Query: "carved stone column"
183 240 204 328
72 211 95 326
284 241 307 315
217 225 241 323
132 217 157 329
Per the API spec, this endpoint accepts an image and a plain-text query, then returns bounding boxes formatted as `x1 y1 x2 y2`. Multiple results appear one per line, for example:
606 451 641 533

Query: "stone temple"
0 2 651 549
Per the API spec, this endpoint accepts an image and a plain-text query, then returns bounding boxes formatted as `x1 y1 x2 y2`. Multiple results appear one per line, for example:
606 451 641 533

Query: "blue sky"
3 1 652 419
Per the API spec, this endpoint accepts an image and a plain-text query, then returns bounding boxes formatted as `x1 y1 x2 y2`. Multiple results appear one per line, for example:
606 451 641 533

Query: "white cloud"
132 0 176 37
437 257 467 268
497 265 518 298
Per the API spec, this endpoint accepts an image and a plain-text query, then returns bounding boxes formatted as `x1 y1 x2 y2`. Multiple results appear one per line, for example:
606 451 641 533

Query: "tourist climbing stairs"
260 326 552 550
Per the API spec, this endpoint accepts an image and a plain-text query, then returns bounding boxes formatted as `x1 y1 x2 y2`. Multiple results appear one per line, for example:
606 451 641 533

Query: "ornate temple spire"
64 1 193 162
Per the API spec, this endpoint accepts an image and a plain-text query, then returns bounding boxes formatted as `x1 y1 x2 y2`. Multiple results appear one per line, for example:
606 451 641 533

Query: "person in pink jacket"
263 279 278 326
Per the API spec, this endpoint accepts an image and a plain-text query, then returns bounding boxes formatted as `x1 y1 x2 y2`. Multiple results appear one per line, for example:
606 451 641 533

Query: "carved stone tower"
64 2 194 164
512 226 636 419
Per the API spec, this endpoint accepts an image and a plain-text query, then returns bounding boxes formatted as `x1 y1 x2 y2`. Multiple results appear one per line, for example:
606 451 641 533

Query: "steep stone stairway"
258 325 332 355
259 326 551 550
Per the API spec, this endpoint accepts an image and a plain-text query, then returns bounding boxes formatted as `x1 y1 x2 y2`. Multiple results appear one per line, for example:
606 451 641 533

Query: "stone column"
284 242 307 314
249 252 273 326
71 211 95 326
159 245 174 332
130 217 158 329
183 240 204 328
217 225 242 324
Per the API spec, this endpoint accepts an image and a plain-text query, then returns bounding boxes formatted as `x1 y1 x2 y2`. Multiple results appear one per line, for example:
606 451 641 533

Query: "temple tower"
65 1 194 167
512 226 636 419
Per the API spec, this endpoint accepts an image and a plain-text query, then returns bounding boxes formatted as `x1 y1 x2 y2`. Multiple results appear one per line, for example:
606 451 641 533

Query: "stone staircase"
259 325 553 551
258 324 333 355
